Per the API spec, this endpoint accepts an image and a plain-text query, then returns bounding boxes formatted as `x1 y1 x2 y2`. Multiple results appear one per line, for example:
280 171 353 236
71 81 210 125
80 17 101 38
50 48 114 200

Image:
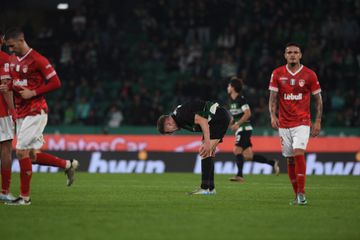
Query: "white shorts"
278 125 310 157
16 112 48 150
0 116 14 142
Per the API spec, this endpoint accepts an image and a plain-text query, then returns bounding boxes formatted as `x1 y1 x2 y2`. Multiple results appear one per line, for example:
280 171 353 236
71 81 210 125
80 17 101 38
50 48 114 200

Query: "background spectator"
1 0 359 128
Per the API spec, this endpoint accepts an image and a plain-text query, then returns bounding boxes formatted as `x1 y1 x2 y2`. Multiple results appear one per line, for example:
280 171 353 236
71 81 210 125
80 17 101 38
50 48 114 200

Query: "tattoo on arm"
269 91 278 117
314 93 323 121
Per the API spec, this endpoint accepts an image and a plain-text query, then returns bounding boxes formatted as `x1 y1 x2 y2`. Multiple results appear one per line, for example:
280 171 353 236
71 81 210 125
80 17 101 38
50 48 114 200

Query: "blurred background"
1 0 359 136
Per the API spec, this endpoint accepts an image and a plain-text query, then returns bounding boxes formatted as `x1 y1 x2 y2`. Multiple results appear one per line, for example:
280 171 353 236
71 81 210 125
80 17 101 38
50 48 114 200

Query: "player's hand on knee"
199 141 211 158
230 123 239 131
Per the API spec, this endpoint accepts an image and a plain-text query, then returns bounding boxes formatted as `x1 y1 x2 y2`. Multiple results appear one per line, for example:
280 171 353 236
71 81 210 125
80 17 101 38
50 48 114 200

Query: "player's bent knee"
1 144 12 155
16 150 27 160
242 149 253 161
294 148 305 156
29 150 39 161
243 155 253 161
233 147 243 155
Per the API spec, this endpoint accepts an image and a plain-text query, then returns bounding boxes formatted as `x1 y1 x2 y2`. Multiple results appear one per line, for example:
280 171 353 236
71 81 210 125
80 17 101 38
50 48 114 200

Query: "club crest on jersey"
22 65 28 73
299 79 305 87
290 79 296 86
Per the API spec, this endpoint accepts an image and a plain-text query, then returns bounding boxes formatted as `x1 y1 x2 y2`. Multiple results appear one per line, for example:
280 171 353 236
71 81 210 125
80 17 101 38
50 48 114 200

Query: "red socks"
19 157 32 197
17 153 67 198
295 155 306 194
35 153 67 169
287 161 297 195
1 168 11 194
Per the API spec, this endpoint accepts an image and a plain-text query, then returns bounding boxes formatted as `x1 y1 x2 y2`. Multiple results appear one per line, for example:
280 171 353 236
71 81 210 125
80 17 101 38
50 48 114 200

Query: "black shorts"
235 130 253 149
208 107 231 142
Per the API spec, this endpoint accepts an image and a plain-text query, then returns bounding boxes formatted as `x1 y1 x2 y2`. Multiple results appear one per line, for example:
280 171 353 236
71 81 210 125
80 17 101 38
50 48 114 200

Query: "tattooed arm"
311 93 323 137
269 91 279 129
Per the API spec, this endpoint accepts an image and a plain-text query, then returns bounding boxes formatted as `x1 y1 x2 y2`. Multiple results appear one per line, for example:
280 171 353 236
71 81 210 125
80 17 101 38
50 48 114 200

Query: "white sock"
65 160 71 169
20 195 30 201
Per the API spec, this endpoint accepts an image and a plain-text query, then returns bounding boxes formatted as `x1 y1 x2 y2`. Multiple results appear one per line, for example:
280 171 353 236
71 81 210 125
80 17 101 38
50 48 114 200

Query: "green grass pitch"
1 173 359 240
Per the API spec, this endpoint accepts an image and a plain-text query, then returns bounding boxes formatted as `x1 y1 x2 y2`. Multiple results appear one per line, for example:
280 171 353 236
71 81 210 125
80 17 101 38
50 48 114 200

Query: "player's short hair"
285 42 301 51
157 115 169 134
229 76 243 93
4 28 24 40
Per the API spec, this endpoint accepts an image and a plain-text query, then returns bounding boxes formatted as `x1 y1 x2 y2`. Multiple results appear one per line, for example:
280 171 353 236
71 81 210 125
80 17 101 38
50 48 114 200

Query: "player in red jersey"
268 42 323 205
0 28 79 205
0 30 16 202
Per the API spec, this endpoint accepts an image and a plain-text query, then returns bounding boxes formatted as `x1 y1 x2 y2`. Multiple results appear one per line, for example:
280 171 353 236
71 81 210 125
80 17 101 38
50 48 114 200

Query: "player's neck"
19 44 31 57
287 63 302 73
230 92 239 100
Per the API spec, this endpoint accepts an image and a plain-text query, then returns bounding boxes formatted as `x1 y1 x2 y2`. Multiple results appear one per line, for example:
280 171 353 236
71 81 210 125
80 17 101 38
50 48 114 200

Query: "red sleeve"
35 56 61 95
309 70 321 95
268 70 279 92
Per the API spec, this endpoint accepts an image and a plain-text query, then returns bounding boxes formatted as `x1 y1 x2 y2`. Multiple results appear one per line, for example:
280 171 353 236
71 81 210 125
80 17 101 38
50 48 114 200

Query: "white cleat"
208 189 216 195
5 197 31 206
0 193 16 202
297 193 308 205
65 159 79 187
188 188 210 195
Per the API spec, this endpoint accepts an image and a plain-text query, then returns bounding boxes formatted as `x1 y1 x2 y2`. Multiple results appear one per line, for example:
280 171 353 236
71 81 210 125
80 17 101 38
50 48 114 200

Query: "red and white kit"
0 51 14 142
8 48 61 149
269 64 321 156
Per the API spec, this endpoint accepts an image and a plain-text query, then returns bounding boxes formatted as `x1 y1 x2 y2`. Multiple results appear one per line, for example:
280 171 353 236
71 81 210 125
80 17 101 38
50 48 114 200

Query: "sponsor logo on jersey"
13 79 28 86
299 79 305 87
16 64 20 72
229 108 243 115
283 93 302 100
290 79 296 86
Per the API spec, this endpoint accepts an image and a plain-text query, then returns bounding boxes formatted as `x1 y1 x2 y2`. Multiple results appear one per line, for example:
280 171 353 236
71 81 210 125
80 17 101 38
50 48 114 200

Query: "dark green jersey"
228 95 253 131
171 100 219 132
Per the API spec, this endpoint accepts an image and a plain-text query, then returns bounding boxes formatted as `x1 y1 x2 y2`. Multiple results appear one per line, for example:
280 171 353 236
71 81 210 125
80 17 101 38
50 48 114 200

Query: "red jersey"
268 64 321 128
0 51 10 117
8 48 61 118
